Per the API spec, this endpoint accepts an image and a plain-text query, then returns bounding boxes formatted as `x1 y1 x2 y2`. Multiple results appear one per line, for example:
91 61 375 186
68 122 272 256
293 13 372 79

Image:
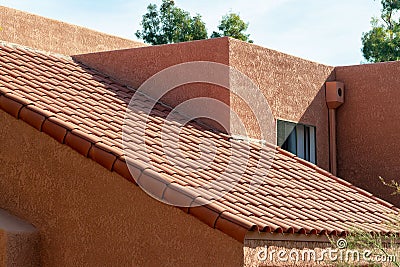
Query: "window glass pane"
286 128 297 154
296 125 305 159
305 126 310 161
277 120 286 147
277 120 316 164
309 127 316 164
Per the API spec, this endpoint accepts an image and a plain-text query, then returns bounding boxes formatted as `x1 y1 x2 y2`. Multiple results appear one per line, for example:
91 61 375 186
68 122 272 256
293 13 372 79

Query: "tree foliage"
135 0 207 45
211 13 253 43
362 0 400 62
135 2 253 44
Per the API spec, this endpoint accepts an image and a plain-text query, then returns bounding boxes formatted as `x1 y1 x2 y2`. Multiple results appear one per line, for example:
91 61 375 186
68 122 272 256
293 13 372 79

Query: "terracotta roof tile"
188 205 220 228
0 94 25 117
0 43 398 243
64 131 93 156
19 105 46 130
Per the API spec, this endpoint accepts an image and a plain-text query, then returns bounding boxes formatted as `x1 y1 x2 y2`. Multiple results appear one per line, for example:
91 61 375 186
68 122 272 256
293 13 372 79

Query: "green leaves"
362 0 400 62
191 14 208 41
135 1 253 45
135 0 207 45
211 13 253 43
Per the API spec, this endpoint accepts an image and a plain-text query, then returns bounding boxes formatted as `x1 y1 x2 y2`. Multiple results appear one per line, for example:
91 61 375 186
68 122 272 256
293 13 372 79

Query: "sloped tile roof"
0 42 398 242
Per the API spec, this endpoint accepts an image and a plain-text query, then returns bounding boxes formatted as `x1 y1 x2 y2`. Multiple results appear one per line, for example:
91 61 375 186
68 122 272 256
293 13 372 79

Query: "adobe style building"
0 6 399 266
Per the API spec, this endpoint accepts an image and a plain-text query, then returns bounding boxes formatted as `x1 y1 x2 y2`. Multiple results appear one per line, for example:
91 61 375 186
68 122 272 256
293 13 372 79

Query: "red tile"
163 183 195 207
137 168 168 200
0 95 25 118
215 212 254 242
41 119 68 143
189 205 220 228
19 106 46 130
88 144 117 171
64 131 93 157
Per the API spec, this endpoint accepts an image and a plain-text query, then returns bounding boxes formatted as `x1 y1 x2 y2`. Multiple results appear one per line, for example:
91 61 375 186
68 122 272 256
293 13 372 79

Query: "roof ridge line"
0 41 72 61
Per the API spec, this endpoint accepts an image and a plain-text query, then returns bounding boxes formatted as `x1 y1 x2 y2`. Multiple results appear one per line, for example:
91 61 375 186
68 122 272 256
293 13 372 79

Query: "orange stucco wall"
0 208 40 266
0 230 5 266
74 37 231 133
335 62 400 207
0 110 243 266
73 37 230 89
0 6 146 55
229 39 335 170
2 231 40 266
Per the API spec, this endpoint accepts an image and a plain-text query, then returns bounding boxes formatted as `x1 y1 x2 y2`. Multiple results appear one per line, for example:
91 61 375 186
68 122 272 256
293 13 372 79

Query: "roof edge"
0 5 140 44
0 41 72 60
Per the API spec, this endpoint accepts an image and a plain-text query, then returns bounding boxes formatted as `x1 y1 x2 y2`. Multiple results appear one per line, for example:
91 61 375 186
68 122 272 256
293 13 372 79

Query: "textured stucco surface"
74 37 231 132
0 6 146 55
0 110 243 266
0 230 5 266
336 62 400 207
229 39 335 170
4 232 40 267
73 37 230 89
0 209 39 267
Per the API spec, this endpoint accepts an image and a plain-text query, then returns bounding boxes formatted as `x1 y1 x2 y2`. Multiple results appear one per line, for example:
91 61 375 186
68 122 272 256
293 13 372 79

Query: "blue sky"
1 0 382 66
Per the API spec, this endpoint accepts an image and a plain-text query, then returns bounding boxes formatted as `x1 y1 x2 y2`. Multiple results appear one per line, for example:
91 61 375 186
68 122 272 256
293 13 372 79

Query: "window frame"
276 119 317 164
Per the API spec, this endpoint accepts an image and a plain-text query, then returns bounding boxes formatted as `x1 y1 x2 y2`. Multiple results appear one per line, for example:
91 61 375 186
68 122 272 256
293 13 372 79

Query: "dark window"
277 120 316 164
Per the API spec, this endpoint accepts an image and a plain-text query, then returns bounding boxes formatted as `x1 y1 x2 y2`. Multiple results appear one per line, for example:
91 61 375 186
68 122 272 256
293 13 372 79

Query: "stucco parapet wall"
73 37 334 171
72 37 231 89
0 209 39 266
0 6 147 55
335 60 400 207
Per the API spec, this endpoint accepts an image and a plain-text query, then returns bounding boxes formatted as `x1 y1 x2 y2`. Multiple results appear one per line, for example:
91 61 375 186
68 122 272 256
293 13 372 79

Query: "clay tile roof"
0 42 398 243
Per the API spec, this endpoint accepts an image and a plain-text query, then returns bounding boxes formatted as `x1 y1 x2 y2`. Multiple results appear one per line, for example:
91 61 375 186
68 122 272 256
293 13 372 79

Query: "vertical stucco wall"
335 62 400 207
0 230 5 266
0 6 146 55
3 232 40 267
73 37 230 90
0 110 243 266
229 39 335 170
74 37 232 133
0 209 40 266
